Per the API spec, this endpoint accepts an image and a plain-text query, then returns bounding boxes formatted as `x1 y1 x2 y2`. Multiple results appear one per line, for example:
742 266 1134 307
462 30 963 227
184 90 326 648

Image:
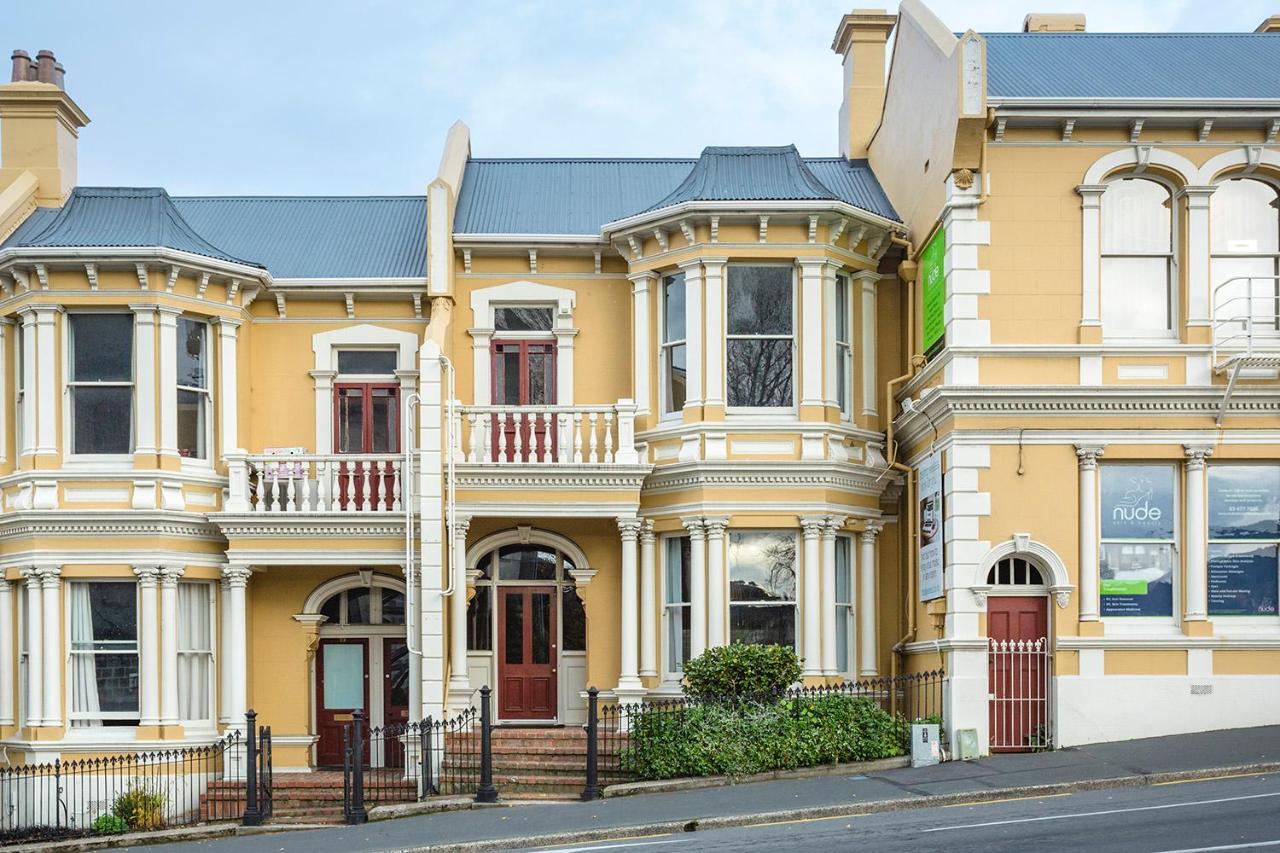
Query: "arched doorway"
306 574 408 766
983 555 1051 753
466 536 588 722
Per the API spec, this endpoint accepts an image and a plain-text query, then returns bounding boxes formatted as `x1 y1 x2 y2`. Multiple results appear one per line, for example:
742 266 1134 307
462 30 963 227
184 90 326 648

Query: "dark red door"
382 638 410 767
988 596 1049 753
498 586 557 720
316 638 369 767
334 383 399 509
491 340 556 461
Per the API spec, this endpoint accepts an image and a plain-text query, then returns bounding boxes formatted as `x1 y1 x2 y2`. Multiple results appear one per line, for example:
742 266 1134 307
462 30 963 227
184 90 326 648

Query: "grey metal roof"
984 33 1280 100
454 150 899 235
173 196 426 278
6 187 261 267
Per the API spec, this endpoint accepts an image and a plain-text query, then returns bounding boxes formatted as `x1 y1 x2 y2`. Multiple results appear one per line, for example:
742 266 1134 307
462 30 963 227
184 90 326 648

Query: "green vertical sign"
920 228 945 356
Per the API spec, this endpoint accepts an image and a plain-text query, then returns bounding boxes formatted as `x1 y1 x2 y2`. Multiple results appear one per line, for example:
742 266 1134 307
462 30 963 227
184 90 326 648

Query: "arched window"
986 557 1046 587
466 543 586 653
1101 177 1174 336
318 587 405 626
1211 177 1280 331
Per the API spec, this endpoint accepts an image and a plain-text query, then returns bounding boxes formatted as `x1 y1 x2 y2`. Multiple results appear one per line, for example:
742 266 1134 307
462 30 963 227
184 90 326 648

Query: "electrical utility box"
911 723 942 767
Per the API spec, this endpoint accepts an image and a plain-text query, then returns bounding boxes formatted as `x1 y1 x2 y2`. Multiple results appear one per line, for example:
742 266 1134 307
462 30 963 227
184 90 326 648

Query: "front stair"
445 726 624 799
203 770 416 824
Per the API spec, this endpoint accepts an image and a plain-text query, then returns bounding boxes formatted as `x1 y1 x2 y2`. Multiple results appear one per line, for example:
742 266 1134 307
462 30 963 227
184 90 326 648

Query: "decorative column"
220 564 252 730
20 568 42 726
797 261 826 410
310 369 338 452
677 261 704 412
701 258 727 410
704 517 728 647
214 319 240 459
682 518 708 659
630 273 654 420
131 306 159 456
859 523 881 676
799 517 825 678
1184 445 1214 622
159 566 184 726
1182 187 1217 327
616 518 644 696
32 307 60 457
0 579 12 725
37 566 61 728
133 565 161 727
855 271 880 419
447 515 472 711
16 309 36 458
1076 185 1107 333
1075 445 1105 622
638 521 657 678
157 306 181 459
820 517 843 676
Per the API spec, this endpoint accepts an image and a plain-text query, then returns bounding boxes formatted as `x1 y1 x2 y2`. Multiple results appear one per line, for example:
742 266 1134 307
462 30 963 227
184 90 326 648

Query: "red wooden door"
382 638 410 768
316 638 369 767
334 383 399 509
987 596 1049 753
491 340 556 462
497 586 557 720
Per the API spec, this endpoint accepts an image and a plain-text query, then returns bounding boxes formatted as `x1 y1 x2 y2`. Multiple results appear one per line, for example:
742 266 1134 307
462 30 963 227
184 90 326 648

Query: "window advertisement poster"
1099 465 1176 617
1208 466 1280 616
920 228 946 357
918 450 944 602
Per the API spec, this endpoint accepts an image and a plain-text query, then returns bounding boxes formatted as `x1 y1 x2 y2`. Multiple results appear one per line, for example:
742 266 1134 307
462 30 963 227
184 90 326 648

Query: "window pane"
730 604 795 648
72 386 132 454
665 537 691 604
663 273 686 342
497 545 558 581
1211 256 1279 329
727 339 793 407
1209 465 1280 540
381 589 406 624
835 607 850 673
494 307 553 331
1212 178 1280 255
84 583 137 646
319 593 340 624
467 586 492 650
338 350 397 375
347 588 371 624
729 531 796 602
1101 257 1170 332
528 351 550 405
370 388 397 453
562 586 586 651
387 641 410 710
1209 543 1279 617
665 343 687 412
531 592 552 665
85 654 140 713
1100 465 1176 540
177 318 208 389
504 593 524 664
322 644 364 709
177 583 212 721
1102 178 1171 254
836 346 850 413
667 606 690 672
835 538 852 604
496 346 521 405
1099 542 1174 617
727 266 792 335
835 276 849 341
177 388 206 459
336 387 365 453
70 314 133 382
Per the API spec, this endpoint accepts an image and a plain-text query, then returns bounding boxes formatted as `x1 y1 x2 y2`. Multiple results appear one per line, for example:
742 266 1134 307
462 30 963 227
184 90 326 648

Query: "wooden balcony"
223 453 407 514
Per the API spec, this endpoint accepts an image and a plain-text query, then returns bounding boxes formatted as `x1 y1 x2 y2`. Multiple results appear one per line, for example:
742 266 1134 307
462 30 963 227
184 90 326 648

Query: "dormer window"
726 265 794 409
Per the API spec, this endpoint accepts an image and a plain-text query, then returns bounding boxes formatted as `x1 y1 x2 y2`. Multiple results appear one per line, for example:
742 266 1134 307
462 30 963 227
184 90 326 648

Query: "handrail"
1210 274 1280 367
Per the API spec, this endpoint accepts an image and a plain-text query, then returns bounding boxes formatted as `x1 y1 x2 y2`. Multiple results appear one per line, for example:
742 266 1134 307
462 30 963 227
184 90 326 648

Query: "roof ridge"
982 31 1280 37
174 195 427 202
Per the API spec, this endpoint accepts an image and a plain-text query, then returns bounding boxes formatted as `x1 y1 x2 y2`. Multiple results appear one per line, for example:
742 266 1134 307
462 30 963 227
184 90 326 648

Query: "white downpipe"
403 391 421 657
440 355 458 597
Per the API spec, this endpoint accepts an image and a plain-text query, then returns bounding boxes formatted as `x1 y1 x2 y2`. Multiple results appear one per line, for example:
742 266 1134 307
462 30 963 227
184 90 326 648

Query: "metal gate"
988 637 1051 752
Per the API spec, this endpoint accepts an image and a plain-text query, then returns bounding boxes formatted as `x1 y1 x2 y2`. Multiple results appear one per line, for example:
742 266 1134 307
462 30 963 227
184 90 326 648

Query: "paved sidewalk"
126 725 1280 853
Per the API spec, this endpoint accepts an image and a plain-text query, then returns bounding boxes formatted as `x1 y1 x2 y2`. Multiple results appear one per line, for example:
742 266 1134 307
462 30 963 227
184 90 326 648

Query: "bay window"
726 266 794 408
177 582 215 724
1207 465 1280 618
663 536 691 675
1100 178 1174 336
69 581 139 726
835 273 852 416
1099 464 1177 619
660 272 687 416
177 317 211 460
728 530 796 647
1210 178 1280 332
68 314 134 455
834 535 854 673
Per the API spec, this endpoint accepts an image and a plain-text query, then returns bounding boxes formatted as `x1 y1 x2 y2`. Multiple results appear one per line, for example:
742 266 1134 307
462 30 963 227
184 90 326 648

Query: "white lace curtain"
177 583 213 723
69 583 101 727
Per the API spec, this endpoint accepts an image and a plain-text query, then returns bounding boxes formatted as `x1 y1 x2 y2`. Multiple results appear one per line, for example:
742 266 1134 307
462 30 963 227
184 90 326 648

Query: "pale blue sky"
5 1 1272 195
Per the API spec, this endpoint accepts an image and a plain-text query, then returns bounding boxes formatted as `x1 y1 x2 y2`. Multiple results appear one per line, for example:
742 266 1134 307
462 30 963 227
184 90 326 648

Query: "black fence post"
243 710 261 826
350 710 369 824
475 686 498 803
581 687 601 801
421 717 434 799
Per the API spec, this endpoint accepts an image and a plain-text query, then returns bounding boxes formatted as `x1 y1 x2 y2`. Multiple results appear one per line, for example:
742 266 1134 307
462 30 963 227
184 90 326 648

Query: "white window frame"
1100 175 1179 341
65 311 136 460
659 272 687 420
176 317 213 463
834 534 855 676
834 273 853 418
661 534 691 682
177 580 217 728
66 580 142 725
335 347 400 381
727 530 799 648
14 321 23 456
1210 175 1280 336
469 281 576 406
1098 462 1181 631
311 325 420 454
725 263 797 414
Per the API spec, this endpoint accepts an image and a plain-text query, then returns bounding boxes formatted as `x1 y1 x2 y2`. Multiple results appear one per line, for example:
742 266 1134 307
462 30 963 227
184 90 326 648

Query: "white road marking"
1152 841 1280 852
537 840 685 853
922 791 1280 833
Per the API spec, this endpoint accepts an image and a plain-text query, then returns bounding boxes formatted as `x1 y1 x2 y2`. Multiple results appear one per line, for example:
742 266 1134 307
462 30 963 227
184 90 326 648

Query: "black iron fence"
242 710 273 826
583 670 945 798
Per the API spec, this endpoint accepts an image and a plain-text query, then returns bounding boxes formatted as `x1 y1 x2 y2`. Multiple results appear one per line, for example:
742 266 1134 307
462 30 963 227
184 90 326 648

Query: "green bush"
622 694 904 780
681 644 802 701
90 814 129 835
112 787 165 831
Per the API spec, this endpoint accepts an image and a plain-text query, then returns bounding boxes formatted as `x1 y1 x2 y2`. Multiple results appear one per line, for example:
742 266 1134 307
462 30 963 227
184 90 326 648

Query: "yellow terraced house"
0 0 1278 782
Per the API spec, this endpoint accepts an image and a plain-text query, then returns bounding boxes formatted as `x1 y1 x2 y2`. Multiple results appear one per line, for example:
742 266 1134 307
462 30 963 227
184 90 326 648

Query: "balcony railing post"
224 451 250 512
614 399 639 465
581 687 601 801
475 686 498 803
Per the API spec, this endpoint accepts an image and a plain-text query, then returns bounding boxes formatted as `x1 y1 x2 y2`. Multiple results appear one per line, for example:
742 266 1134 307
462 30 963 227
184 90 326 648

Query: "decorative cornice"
211 515 407 539
0 512 223 542
455 465 650 492
642 461 892 498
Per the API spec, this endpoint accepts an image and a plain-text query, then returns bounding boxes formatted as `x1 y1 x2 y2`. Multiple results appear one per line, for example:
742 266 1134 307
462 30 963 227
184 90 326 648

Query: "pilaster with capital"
158 566 185 726
0 579 12 725
682 517 708 658
219 564 252 729
799 516 826 677
1075 444 1105 622
858 523 882 676
638 520 658 677
703 517 729 647
38 566 62 727
1184 445 1214 621
134 565 162 726
448 515 473 709
21 568 43 726
820 516 845 676
617 517 645 694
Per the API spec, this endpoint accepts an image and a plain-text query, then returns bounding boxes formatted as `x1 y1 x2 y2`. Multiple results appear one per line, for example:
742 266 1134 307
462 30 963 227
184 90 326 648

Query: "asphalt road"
510 773 1280 853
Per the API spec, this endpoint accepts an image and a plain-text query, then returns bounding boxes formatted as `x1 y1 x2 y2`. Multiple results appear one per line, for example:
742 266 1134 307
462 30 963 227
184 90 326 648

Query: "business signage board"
918 450 944 602
920 228 946 357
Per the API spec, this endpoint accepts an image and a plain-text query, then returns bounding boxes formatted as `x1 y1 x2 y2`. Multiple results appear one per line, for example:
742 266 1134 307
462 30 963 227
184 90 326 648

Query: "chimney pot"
52 62 65 90
1023 13 1086 33
10 49 30 83
27 60 38 82
35 50 56 84
1257 15 1280 32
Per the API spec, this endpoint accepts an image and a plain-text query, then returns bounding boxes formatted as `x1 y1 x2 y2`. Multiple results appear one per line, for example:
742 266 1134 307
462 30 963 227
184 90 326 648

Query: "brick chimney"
1023 13 1086 32
832 9 897 160
0 49 90 206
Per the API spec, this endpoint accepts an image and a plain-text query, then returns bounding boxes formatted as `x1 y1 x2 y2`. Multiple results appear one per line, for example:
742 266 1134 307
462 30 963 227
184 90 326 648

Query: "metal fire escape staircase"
1212 275 1280 425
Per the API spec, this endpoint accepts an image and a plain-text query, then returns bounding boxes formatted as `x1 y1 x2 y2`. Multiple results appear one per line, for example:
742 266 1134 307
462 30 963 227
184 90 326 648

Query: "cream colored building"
0 4 1277 772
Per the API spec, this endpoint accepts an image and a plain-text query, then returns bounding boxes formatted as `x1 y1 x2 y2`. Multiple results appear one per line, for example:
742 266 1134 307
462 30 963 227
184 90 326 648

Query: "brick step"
491 778 588 796
498 791 581 801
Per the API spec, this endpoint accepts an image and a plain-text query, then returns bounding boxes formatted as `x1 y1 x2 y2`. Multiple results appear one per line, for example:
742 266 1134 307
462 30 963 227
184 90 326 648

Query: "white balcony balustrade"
453 400 640 466
224 453 405 513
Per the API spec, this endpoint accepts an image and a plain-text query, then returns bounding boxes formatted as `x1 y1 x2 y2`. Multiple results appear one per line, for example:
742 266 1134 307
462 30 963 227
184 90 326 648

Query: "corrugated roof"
984 33 1280 100
174 196 426 278
454 151 899 235
644 146 836 212
7 187 261 267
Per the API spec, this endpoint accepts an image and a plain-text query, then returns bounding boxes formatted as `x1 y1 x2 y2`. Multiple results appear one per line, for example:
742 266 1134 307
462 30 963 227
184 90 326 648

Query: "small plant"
90 814 129 835
112 787 165 831
682 644 802 701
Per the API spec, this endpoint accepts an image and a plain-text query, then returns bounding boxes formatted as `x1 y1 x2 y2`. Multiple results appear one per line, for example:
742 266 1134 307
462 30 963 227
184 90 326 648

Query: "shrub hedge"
681 643 802 701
